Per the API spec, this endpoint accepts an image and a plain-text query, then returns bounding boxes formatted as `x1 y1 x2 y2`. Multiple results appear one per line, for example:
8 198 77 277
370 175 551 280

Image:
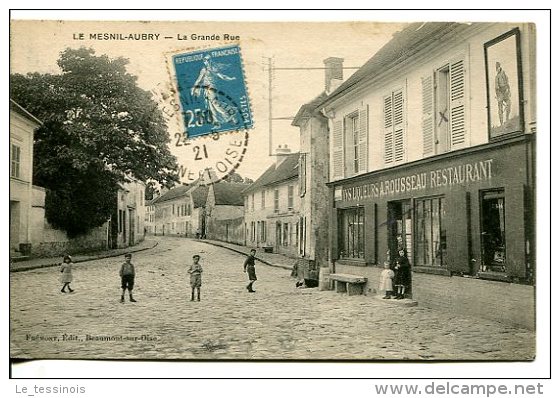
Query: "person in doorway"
243 249 257 293
60 254 74 293
119 253 137 303
188 255 203 301
394 249 411 299
379 261 395 299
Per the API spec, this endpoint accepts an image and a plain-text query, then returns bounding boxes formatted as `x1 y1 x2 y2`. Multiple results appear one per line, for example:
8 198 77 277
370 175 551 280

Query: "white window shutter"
393 89 405 163
449 57 466 149
422 74 435 156
383 94 394 164
332 119 344 179
358 105 368 173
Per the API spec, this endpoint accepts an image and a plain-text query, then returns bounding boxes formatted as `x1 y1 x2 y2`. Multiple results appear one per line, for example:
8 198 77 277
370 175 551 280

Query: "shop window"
338 207 365 259
480 190 506 272
415 197 447 267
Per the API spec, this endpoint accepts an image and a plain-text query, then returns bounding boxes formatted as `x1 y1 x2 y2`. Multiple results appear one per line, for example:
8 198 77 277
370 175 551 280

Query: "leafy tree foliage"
11 48 179 237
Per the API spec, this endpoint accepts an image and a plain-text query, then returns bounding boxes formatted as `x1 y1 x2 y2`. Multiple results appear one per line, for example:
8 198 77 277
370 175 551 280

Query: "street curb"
198 240 293 270
9 241 159 273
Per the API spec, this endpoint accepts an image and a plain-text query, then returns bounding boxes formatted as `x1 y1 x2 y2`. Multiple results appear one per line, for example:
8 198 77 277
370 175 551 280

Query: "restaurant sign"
340 159 494 202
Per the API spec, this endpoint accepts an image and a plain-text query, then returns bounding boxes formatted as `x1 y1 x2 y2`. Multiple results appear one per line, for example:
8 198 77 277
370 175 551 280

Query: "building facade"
205 182 248 244
145 199 156 234
243 150 301 257
10 100 41 255
110 179 146 248
320 23 536 329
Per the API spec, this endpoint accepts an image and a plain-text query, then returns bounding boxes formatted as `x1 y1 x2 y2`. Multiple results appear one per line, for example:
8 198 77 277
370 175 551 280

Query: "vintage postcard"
9 17 539 364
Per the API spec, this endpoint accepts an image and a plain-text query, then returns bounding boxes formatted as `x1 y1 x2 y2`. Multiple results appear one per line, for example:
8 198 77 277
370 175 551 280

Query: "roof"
243 153 299 194
190 185 209 208
10 99 42 126
212 182 251 206
153 184 190 204
292 92 328 127
319 22 469 108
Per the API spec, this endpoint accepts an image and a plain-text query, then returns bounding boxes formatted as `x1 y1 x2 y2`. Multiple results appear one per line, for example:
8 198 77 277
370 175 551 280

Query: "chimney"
275 144 291 166
323 57 344 94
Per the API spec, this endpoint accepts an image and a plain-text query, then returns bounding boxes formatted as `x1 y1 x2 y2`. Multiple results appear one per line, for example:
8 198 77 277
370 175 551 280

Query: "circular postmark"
152 82 250 186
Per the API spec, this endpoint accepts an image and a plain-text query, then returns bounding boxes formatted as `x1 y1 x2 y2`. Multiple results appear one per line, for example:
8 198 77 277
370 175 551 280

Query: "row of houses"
143 22 537 329
9 99 146 258
271 23 538 329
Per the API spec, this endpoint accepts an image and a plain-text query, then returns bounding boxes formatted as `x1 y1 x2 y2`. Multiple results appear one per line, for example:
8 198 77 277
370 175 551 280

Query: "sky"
10 20 405 182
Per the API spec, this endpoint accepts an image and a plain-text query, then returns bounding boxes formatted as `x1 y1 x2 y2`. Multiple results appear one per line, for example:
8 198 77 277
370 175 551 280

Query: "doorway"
387 200 413 262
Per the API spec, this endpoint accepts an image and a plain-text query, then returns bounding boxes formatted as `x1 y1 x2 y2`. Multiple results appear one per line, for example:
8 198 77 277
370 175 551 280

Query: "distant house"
243 148 300 257
152 185 191 236
205 181 249 244
145 198 156 234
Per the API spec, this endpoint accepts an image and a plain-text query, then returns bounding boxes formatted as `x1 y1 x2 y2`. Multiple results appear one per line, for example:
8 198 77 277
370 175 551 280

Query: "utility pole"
268 57 273 156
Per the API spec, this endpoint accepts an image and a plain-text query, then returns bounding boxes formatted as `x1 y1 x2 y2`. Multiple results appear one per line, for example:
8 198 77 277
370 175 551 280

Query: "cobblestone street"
10 236 535 361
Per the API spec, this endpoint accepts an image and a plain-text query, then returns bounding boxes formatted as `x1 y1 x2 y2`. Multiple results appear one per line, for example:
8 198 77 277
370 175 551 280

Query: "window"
260 221 267 242
288 185 294 210
480 190 506 272
11 144 21 178
251 221 255 242
348 114 360 174
332 107 368 179
274 189 279 213
299 154 307 196
187 203 192 215
422 57 467 156
415 197 447 267
261 191 265 209
251 194 255 211
338 207 365 259
383 89 405 165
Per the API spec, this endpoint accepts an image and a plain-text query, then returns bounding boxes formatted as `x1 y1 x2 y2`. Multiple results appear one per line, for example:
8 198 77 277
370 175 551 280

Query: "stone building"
205 182 249 244
9 100 41 256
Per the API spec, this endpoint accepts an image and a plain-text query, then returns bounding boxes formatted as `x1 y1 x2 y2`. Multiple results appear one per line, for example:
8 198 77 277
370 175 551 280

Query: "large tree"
11 48 179 237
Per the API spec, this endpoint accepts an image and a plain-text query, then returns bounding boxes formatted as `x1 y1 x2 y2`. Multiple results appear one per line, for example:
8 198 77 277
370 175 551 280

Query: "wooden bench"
330 273 367 296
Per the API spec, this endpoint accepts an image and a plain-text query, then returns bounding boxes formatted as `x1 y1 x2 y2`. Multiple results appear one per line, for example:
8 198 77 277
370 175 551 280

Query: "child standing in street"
188 255 203 301
394 248 411 299
243 249 257 293
60 254 74 293
379 261 394 299
119 253 136 303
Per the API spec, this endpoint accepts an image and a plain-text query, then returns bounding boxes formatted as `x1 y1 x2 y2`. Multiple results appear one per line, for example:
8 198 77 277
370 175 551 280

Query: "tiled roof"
212 182 251 206
243 153 299 194
292 92 328 127
153 184 190 204
319 22 471 108
190 185 209 208
10 99 42 125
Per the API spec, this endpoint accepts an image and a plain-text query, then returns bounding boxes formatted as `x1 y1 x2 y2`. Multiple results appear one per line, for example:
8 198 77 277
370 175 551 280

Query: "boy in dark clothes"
188 255 203 301
243 249 257 293
119 253 137 303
